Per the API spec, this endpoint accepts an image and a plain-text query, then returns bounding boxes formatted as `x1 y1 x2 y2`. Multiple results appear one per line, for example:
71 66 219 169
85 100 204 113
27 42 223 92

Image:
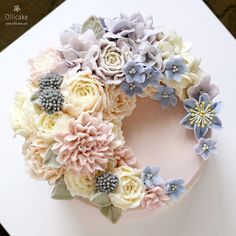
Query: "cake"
10 12 222 223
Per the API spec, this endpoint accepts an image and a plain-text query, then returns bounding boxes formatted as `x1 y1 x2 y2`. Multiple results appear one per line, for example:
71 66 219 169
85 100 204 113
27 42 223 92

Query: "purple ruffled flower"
141 166 164 189
164 56 187 82
166 179 185 200
104 12 158 42
180 93 222 139
153 85 177 109
123 60 145 84
187 75 220 100
194 138 217 160
120 81 143 97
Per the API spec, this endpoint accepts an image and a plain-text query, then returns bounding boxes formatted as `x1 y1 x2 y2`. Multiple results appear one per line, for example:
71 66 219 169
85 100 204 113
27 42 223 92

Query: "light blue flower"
123 60 145 84
141 166 164 189
164 56 187 82
120 81 143 97
194 138 217 160
141 66 163 88
153 85 177 109
166 179 185 200
180 93 222 139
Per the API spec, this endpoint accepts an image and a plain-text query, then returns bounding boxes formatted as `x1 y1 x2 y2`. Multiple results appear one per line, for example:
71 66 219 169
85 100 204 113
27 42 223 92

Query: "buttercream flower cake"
10 13 222 223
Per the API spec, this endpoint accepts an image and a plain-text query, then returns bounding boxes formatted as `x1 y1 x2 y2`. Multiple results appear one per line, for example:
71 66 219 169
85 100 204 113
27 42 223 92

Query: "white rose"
64 169 96 198
36 112 72 140
10 87 37 138
62 72 107 116
156 31 192 62
109 166 145 210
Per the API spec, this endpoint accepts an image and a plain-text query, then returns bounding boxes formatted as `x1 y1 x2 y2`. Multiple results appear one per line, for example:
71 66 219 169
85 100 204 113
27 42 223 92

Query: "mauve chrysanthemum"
52 112 122 177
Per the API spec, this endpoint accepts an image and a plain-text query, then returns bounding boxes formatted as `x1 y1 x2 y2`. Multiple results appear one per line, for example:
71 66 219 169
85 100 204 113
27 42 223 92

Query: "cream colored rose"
109 166 145 210
64 169 96 198
103 84 136 121
28 47 62 85
163 58 203 100
61 72 107 116
36 112 72 140
156 31 192 62
23 134 64 185
10 87 38 138
96 40 130 84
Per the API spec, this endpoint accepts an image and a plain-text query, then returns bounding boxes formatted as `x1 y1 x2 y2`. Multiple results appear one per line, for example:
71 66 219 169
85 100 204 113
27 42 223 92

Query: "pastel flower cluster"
10 13 222 223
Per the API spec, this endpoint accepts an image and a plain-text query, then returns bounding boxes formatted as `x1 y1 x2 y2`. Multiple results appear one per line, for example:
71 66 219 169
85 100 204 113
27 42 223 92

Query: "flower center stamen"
172 65 179 73
170 184 177 191
129 83 136 90
203 143 209 150
162 92 169 98
129 68 136 75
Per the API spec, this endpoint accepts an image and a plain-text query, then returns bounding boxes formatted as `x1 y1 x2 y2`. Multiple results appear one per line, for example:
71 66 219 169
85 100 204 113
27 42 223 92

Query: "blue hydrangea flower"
123 60 145 84
166 179 185 200
164 56 187 82
141 166 164 189
153 85 177 109
194 138 217 160
141 66 163 88
180 93 222 139
120 81 143 97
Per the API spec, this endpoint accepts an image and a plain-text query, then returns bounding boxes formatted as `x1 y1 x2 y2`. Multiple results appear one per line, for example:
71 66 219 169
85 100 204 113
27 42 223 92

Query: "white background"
0 0 236 235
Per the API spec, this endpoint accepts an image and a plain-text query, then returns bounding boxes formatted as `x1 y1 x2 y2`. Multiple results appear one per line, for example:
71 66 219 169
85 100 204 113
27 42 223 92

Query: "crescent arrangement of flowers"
10 13 223 223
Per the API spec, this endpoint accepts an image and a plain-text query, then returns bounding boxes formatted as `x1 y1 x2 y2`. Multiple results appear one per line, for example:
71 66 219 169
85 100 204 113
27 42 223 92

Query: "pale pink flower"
52 112 122 177
141 186 170 209
114 145 137 167
22 134 64 185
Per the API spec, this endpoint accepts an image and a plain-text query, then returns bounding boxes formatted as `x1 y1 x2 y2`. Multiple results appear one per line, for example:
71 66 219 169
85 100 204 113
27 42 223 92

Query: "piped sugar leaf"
100 205 122 224
91 192 111 207
44 147 61 168
30 91 40 102
51 177 74 200
81 16 105 39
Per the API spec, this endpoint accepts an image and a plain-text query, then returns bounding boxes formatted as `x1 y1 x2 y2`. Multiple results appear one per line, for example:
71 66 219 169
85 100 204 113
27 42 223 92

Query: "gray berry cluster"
40 89 64 114
96 173 119 194
39 72 63 90
38 72 64 114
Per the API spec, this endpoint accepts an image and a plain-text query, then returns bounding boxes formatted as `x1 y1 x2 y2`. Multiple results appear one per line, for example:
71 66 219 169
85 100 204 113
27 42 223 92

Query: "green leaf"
44 147 61 168
91 192 111 207
81 16 105 39
51 177 74 200
100 205 122 224
30 91 40 102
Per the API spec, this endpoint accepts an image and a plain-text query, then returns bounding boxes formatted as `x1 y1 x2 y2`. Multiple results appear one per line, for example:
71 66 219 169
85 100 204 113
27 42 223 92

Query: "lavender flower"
194 138 217 160
180 93 222 139
137 45 162 67
120 81 143 97
187 75 220 100
141 166 164 189
123 60 145 83
153 85 177 109
164 56 187 82
104 12 157 42
166 179 185 200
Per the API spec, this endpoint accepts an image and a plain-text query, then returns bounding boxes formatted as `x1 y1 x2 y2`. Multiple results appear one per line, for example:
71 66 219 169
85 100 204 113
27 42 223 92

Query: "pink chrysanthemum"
52 112 121 177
